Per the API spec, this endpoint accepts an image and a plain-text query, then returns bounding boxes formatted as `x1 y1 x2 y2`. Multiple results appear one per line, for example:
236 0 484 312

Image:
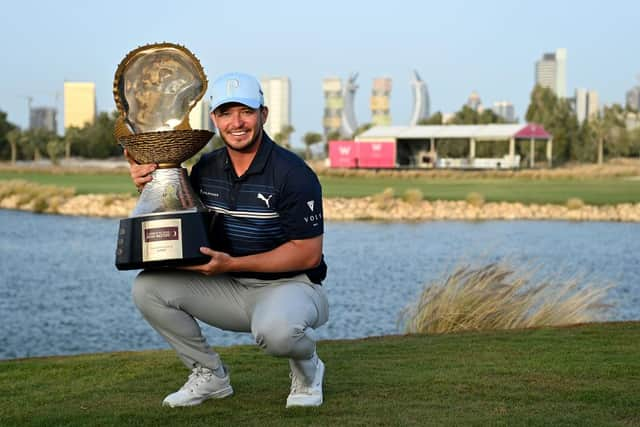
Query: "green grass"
320 176 640 205
1 322 638 426
1 171 640 205
0 172 136 195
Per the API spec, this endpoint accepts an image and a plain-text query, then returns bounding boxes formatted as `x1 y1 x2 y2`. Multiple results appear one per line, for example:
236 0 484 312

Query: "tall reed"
400 262 611 334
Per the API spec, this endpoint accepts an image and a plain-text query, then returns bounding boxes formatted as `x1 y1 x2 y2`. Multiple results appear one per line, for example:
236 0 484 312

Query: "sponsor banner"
328 140 357 168
142 218 183 262
358 141 396 168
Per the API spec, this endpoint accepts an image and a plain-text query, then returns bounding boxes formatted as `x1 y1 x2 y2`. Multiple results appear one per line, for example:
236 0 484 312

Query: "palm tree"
6 129 21 164
46 137 64 165
590 106 625 165
302 132 323 160
63 126 81 160
25 128 51 162
274 125 295 148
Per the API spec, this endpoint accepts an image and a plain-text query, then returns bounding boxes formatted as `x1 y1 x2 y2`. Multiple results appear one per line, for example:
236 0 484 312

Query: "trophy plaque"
113 42 216 270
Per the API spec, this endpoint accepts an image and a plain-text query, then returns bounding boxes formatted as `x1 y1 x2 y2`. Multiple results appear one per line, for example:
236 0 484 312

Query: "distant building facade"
535 48 567 98
261 77 291 144
493 101 516 123
370 77 392 126
574 89 599 124
29 106 57 133
189 98 214 131
64 82 96 129
626 85 640 111
409 70 430 125
322 77 343 138
467 91 483 112
442 112 456 124
625 111 640 130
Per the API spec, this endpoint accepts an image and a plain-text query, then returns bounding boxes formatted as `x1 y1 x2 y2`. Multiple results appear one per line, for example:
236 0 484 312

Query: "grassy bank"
320 176 640 205
0 171 136 195
1 169 640 205
1 322 638 426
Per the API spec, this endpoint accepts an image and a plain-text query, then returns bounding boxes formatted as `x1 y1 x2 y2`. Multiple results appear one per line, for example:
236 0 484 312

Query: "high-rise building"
626 85 640 111
63 82 96 129
409 70 430 125
260 77 291 145
322 77 343 138
535 48 567 98
575 89 600 124
492 101 516 123
29 106 57 133
189 98 214 131
371 77 392 126
467 91 483 112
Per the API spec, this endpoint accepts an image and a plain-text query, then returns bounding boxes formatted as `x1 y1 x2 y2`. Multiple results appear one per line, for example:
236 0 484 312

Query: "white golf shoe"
286 356 325 408
162 365 233 407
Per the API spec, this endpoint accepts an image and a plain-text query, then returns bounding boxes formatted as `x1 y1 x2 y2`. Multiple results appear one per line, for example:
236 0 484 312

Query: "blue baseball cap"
209 72 264 112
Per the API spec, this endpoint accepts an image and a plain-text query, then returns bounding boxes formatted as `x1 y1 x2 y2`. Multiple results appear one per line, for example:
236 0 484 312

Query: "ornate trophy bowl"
118 129 213 165
113 42 217 270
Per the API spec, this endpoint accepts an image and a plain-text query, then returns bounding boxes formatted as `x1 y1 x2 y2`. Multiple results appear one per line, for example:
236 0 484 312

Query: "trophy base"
115 211 217 271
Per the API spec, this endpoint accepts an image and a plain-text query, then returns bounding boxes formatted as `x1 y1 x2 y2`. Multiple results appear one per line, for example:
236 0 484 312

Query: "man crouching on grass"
127 72 329 408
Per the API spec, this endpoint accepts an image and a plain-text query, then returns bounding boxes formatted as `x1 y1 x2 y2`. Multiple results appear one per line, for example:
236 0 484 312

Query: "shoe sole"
162 386 234 408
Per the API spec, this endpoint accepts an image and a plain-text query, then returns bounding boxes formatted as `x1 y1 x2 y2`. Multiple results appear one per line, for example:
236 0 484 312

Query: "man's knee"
253 317 313 358
131 271 161 312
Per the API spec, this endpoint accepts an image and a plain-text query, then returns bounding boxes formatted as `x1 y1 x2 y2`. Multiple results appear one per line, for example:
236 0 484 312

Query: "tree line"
415 85 640 164
0 111 122 164
1 86 639 165
0 109 326 163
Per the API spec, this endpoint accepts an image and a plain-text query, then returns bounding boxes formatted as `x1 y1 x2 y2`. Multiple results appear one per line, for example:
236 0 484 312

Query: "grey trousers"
132 270 329 373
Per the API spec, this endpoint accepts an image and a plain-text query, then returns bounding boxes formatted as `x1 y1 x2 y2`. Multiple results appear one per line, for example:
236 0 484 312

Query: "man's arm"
181 235 323 277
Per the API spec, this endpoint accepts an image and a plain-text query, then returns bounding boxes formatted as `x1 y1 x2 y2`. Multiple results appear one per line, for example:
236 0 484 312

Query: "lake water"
1 209 638 360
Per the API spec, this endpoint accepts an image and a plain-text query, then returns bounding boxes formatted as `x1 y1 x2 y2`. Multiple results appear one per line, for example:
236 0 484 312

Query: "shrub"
402 188 424 204
400 262 611 335
566 197 585 210
372 187 395 209
32 197 49 213
465 192 485 207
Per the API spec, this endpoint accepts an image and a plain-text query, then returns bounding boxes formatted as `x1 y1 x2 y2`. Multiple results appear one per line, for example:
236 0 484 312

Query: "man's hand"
180 247 233 276
180 236 322 277
124 149 157 192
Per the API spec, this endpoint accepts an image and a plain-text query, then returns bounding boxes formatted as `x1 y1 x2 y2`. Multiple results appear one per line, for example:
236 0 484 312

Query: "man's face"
211 103 268 153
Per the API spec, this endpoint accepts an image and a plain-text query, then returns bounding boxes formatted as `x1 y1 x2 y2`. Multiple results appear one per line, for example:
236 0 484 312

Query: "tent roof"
514 123 552 139
356 123 551 141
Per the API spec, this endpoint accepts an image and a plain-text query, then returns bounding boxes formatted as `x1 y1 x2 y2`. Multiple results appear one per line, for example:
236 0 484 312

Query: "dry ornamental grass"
0 179 76 213
400 262 612 335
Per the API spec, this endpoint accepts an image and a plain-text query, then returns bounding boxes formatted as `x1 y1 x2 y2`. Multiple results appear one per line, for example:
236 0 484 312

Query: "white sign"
141 218 183 262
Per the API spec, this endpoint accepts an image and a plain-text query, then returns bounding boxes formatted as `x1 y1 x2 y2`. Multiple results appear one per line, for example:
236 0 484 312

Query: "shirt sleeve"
278 165 324 240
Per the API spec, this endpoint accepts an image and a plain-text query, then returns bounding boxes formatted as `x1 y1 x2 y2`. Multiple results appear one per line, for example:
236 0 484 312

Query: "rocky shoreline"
2 193 640 222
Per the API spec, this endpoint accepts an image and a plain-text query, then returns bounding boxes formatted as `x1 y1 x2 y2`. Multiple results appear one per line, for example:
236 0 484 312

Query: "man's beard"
222 129 263 153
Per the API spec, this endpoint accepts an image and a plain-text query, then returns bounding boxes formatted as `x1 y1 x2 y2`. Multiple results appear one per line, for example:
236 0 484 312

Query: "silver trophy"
113 42 216 270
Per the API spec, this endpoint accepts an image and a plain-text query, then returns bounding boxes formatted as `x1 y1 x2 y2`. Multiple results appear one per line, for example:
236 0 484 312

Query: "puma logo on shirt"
257 193 273 208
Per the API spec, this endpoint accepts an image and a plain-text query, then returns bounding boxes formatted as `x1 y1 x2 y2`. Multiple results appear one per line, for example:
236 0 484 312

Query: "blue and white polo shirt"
189 134 327 284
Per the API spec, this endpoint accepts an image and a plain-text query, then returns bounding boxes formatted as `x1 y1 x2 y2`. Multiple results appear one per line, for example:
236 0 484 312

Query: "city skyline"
1 1 639 146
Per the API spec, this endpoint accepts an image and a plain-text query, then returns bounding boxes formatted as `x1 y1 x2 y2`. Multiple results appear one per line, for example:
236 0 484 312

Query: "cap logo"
226 79 240 96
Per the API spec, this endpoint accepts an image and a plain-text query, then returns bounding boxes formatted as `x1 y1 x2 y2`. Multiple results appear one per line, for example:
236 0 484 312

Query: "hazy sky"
2 0 639 146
